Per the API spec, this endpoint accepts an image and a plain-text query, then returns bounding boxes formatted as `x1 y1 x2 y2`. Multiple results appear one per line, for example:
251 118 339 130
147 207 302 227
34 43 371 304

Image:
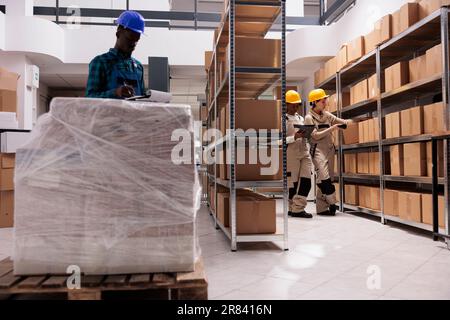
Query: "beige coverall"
286 113 312 213
304 110 349 214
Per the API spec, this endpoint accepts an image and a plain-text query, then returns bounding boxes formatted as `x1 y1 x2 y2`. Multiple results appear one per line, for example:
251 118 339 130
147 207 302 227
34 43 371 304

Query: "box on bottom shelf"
398 191 422 223
344 184 359 206
421 193 445 228
384 189 399 217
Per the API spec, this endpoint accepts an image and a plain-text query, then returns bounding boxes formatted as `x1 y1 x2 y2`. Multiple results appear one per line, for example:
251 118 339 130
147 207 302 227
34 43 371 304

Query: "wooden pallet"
0 258 207 300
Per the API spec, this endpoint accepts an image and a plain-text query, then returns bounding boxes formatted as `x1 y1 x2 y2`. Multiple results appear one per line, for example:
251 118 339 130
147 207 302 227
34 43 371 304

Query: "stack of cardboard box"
358 118 380 143
0 154 15 228
358 186 380 211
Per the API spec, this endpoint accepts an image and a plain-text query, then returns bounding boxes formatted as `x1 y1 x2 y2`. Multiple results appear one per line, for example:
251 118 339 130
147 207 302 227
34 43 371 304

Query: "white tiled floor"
1 201 449 300
196 201 450 300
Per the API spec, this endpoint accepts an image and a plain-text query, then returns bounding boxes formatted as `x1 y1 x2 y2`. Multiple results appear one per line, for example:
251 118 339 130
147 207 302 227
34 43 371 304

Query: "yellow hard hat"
308 88 330 103
286 90 302 104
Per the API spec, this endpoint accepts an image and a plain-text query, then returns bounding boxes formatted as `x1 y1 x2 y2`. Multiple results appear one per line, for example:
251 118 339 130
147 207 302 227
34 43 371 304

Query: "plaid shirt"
85 48 145 99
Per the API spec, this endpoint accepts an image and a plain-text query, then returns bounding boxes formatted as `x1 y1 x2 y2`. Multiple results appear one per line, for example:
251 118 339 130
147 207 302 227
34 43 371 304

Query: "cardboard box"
357 153 369 174
217 192 276 234
426 140 444 177
384 189 399 217
342 122 359 145
315 68 325 86
0 68 19 113
329 92 351 112
335 183 340 202
204 51 213 71
409 54 428 83
0 168 13 191
344 153 358 173
368 74 378 99
403 142 427 176
369 152 380 175
426 43 449 78
0 191 14 228
364 29 380 55
348 36 365 63
421 193 445 228
417 0 450 19
375 14 393 45
234 37 281 68
358 121 368 143
392 2 419 37
400 106 423 137
337 44 349 71
358 186 367 208
398 192 422 223
385 112 402 139
424 102 446 134
385 61 409 92
224 100 282 132
350 79 368 105
1 154 15 169
344 184 359 205
390 145 404 176
226 146 283 181
370 188 381 211
324 57 337 79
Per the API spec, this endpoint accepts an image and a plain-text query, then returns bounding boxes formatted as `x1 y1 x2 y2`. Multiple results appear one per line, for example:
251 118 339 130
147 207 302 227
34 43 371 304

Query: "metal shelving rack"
204 0 288 252
327 7 450 245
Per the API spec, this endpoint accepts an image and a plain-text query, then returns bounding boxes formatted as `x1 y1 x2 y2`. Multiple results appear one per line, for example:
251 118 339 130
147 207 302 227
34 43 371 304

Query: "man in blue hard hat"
86 11 146 99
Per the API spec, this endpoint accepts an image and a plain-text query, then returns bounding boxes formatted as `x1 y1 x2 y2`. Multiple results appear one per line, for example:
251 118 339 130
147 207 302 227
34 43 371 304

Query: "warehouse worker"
286 90 313 219
86 11 146 99
304 89 351 216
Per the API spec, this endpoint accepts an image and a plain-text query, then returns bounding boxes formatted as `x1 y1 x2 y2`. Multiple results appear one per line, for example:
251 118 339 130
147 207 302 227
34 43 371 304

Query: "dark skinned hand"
116 85 135 98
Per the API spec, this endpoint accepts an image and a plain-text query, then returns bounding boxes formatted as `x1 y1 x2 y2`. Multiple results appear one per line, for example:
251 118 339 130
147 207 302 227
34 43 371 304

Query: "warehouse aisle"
0 206 449 300
197 202 450 300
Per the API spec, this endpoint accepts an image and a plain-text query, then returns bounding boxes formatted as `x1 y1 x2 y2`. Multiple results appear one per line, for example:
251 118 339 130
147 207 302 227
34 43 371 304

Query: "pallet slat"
104 275 128 287
153 273 175 286
0 272 22 289
0 259 13 278
176 259 206 284
81 275 104 288
42 276 67 288
18 276 47 289
129 274 151 286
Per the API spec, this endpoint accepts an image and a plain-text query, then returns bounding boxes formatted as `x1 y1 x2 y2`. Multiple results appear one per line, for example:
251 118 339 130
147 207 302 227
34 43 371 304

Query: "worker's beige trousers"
311 143 337 214
287 154 312 213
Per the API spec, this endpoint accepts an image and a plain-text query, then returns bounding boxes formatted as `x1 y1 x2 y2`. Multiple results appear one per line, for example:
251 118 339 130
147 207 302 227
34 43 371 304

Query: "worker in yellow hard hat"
304 88 352 216
285 90 313 218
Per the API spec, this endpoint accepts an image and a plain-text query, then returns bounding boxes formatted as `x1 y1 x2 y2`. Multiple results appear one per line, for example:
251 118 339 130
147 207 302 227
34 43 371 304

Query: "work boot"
317 210 335 216
329 204 337 215
290 211 313 219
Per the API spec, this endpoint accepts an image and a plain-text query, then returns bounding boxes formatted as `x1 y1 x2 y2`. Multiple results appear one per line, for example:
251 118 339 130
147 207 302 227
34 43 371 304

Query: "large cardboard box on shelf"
225 146 283 181
0 167 14 191
344 153 358 173
398 191 422 223
384 189 399 217
329 92 350 113
217 191 276 234
358 186 368 208
425 43 450 78
324 57 337 79
0 190 14 228
344 184 359 205
367 118 380 142
390 145 404 176
357 153 370 174
342 122 359 145
421 193 445 228
385 61 409 92
416 0 450 20
368 74 378 99
426 140 444 177
337 45 349 71
364 29 381 55
392 2 419 37
225 100 282 131
409 54 428 83
350 79 368 105
0 68 19 113
233 37 281 68
375 14 393 45
358 120 369 143
370 187 381 211
369 152 380 175
423 102 446 134
348 36 365 63
315 68 325 86
385 112 402 139
334 183 340 202
400 106 423 137
403 142 427 176
204 51 213 71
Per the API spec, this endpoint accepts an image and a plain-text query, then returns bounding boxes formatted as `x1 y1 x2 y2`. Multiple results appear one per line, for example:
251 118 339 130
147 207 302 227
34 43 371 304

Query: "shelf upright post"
213 45 218 229
440 7 450 247
337 72 344 212
281 0 289 251
376 47 386 225
229 0 237 252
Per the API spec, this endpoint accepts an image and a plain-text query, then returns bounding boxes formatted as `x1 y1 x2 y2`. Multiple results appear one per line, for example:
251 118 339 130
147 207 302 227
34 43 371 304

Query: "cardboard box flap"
0 68 20 91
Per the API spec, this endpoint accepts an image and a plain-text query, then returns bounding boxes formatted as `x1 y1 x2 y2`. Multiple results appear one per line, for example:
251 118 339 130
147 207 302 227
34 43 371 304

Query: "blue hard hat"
116 10 145 34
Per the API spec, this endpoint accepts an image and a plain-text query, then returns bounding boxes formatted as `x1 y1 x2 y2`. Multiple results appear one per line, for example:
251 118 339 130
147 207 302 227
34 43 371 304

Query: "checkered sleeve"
85 57 117 99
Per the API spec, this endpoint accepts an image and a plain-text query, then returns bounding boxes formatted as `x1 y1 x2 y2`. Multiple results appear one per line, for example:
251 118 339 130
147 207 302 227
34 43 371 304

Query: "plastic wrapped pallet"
13 98 201 275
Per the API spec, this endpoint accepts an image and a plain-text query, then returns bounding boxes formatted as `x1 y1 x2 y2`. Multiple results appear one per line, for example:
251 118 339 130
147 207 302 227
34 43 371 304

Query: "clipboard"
294 125 315 139
125 94 151 101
